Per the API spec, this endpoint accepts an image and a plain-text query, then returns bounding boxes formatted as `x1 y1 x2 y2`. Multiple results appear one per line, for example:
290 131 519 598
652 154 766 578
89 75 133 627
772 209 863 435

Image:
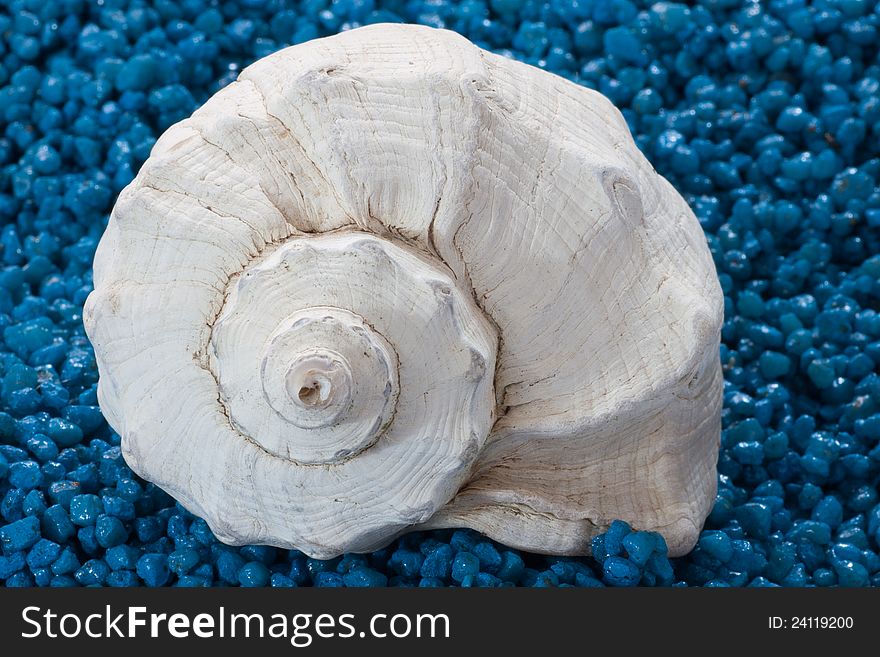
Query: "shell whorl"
84 23 723 558
210 233 495 469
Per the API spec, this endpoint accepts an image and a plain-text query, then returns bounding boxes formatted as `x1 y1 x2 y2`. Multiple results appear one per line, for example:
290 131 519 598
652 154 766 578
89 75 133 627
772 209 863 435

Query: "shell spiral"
84 24 724 559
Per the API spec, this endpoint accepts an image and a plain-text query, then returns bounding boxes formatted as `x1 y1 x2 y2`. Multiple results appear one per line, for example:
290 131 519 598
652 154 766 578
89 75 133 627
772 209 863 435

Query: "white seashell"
84 23 723 559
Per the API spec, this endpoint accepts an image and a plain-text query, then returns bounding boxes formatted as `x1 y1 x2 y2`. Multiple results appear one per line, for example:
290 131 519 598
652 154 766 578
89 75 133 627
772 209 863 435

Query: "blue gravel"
0 0 879 587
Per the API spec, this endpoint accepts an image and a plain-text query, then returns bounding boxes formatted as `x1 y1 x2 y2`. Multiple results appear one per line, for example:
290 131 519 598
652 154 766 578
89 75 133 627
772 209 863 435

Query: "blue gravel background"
0 0 879 587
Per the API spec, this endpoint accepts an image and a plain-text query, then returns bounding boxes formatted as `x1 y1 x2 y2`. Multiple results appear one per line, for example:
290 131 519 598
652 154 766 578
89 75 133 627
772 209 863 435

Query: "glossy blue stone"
342 566 388 587
622 531 657 567
420 544 453 580
451 551 480 583
105 544 140 571
602 556 641 587
74 558 110 586
496 551 525 583
238 561 272 587
68 494 102 526
94 514 127 548
0 516 40 551
137 553 171 587
698 531 734 563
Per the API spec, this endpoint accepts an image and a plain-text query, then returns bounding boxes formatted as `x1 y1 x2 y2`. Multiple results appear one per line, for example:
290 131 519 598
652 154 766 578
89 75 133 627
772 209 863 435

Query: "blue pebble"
0 516 40 552
238 561 271 587
116 479 144 503
41 504 75 542
69 494 102 526
475 572 502 587
313 571 344 587
777 106 810 132
165 515 189 542
134 517 163 543
732 441 764 465
496 551 525 583
811 496 843 528
758 351 791 378
735 502 772 538
74 559 110 586
77 526 99 555
26 539 61 569
574 572 605 587
451 552 480 583
32 567 52 587
239 544 277 565
216 550 246 584
67 463 98 489
270 573 295 587
601 519 632 559
108 571 140 587
833 560 869 587
766 541 797 582
418 577 444 588
117 55 158 92
105 545 140 571
2 488 26 523
604 27 643 63
0 552 27 579
102 495 135 520
449 530 478 553
94 514 128 548
26 435 59 461
167 548 200 575
622 531 657 567
748 577 779 588
780 564 808 587
602 556 642 587
789 520 832 545
192 563 214 581
472 542 502 573
342 567 388 587
22 489 46 516
7 571 35 587
420 544 453 580
137 553 171 587
526 569 559 588
287 557 309 585
698 531 734 563
9 460 43 489
50 548 80 576
45 418 82 447
50 575 78 587
388 548 423 578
